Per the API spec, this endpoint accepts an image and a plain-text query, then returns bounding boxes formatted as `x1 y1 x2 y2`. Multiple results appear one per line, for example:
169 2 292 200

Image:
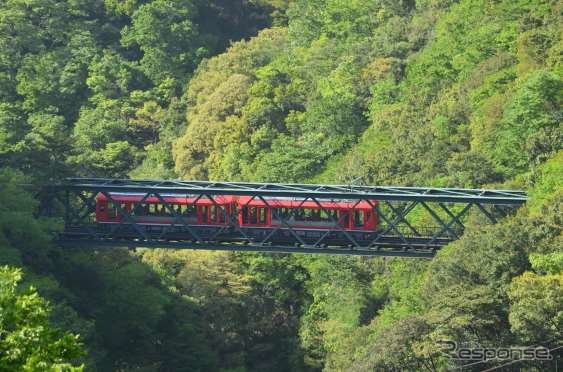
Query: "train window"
249 207 258 224
210 205 225 223
217 206 225 223
182 204 196 217
242 207 248 224
354 210 365 227
210 205 217 222
137 204 142 215
119 203 131 215
311 209 321 221
200 205 209 223
258 208 266 224
295 208 318 221
340 210 350 227
152 204 159 215
273 208 290 220
318 209 337 222
148 203 166 216
271 208 280 219
173 204 182 215
284 208 291 219
331 209 338 221
108 202 117 218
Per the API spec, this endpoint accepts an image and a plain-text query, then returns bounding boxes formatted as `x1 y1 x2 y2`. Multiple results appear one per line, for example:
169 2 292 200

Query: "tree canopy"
0 0 561 370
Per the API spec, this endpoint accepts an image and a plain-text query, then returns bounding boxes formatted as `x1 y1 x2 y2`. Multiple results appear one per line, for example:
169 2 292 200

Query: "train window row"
241 207 267 224
100 202 371 227
102 202 229 220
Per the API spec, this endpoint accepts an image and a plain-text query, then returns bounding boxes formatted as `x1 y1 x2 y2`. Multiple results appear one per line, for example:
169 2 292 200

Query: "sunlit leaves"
121 0 201 86
509 272 563 342
493 70 562 173
0 266 84 371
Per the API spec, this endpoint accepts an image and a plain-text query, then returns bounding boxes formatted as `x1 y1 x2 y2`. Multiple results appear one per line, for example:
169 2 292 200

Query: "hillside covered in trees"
0 0 561 370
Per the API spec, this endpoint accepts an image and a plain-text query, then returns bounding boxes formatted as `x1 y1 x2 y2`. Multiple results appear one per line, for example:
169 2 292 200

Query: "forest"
0 0 561 370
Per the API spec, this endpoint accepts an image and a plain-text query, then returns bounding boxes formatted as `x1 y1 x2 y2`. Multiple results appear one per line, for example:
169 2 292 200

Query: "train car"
96 193 235 225
235 196 378 245
236 196 377 230
94 193 379 246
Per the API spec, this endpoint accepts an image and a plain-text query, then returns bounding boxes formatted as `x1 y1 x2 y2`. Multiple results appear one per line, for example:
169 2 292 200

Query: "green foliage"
529 252 563 275
508 271 563 342
0 266 84 371
121 0 202 86
0 0 281 181
1 0 561 370
493 70 562 174
173 27 289 180
55 250 219 371
140 250 308 371
0 169 58 269
528 150 563 213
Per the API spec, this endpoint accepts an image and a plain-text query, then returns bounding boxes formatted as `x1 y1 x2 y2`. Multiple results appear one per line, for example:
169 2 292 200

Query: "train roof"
237 196 376 209
96 193 377 209
96 193 235 204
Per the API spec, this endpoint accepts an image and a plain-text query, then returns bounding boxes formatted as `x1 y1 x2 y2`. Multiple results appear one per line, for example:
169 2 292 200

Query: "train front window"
354 210 365 227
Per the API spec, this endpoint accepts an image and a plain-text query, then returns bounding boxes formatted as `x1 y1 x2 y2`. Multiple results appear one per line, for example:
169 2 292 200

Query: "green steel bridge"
40 178 528 258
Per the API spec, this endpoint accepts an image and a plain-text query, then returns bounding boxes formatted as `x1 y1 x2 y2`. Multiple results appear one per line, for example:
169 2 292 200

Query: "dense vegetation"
0 0 561 370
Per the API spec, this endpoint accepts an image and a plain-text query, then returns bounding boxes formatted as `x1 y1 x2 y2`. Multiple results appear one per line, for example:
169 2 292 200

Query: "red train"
95 193 379 245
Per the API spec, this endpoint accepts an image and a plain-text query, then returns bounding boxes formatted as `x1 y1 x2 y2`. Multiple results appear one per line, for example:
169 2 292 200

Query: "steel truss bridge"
40 178 527 258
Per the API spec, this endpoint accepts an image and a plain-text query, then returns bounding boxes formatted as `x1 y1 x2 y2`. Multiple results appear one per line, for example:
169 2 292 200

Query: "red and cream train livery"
96 193 378 244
